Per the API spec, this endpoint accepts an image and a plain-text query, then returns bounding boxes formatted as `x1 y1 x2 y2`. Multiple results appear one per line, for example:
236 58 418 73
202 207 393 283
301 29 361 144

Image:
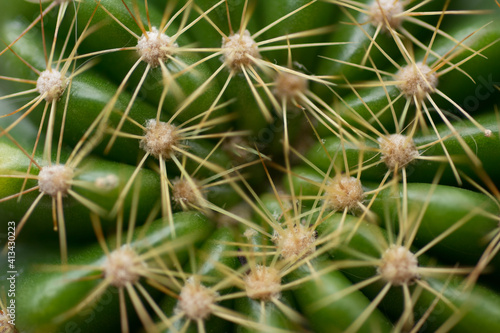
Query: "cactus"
0 0 499 332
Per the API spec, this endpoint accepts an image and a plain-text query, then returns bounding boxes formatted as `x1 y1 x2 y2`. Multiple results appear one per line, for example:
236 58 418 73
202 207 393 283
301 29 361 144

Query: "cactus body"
0 1 499 332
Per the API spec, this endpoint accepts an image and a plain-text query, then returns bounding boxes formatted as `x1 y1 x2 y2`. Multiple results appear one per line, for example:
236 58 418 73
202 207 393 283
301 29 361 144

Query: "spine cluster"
0 1 499 333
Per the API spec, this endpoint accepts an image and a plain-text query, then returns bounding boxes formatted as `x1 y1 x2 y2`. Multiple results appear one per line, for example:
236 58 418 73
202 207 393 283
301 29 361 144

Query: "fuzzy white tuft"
273 72 308 102
172 177 203 209
137 27 178 67
272 223 316 260
0 309 17 333
222 30 260 71
103 246 145 288
378 134 419 170
378 245 420 286
38 164 74 197
325 176 365 212
176 277 217 320
245 265 281 301
94 174 119 190
369 0 404 31
140 119 179 159
36 69 67 102
397 62 438 101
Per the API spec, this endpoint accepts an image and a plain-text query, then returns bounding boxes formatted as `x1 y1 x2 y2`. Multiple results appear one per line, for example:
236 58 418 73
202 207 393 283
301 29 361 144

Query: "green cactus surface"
0 1 499 332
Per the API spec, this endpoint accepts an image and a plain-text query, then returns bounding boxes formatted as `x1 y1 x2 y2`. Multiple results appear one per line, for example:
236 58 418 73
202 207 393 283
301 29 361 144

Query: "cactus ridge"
0 1 499 333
